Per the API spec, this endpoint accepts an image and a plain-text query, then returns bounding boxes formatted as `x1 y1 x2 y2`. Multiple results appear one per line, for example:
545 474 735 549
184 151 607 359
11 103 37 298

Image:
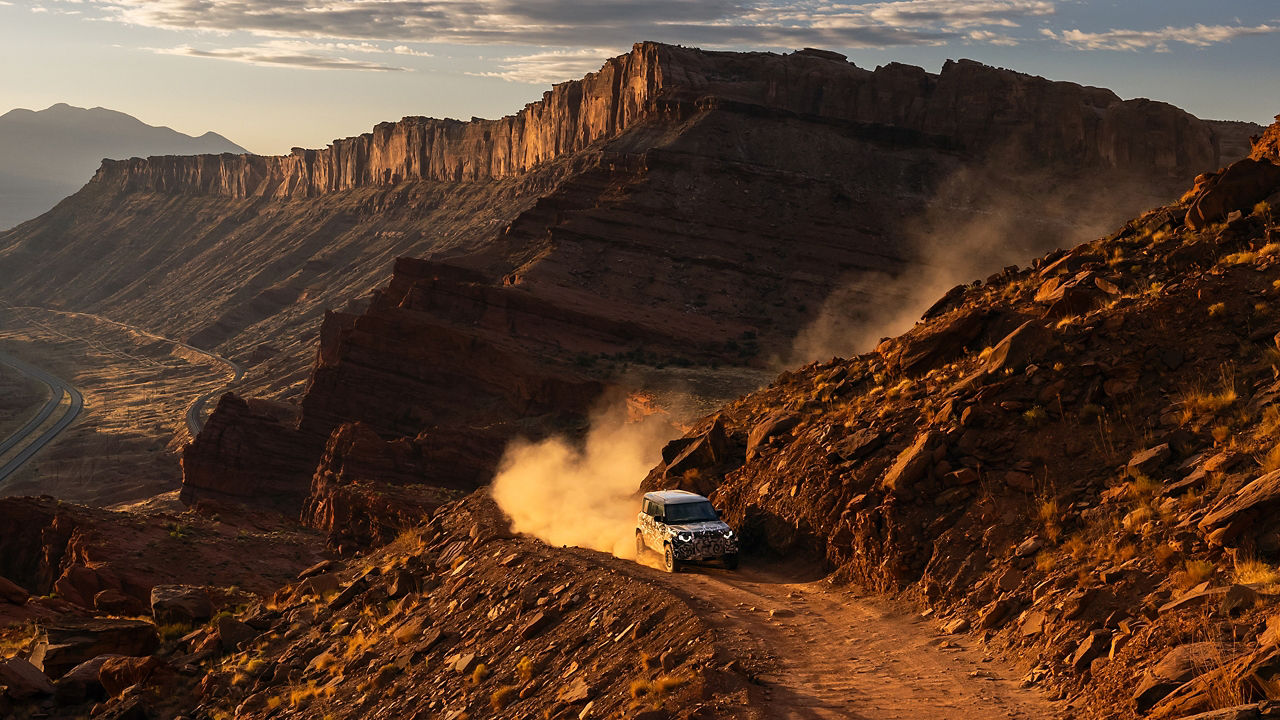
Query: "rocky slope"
0 495 757 720
642 119 1280 718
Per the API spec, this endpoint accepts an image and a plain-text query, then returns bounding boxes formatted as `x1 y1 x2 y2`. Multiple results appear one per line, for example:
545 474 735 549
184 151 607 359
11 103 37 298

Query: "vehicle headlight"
676 532 693 543
723 529 735 539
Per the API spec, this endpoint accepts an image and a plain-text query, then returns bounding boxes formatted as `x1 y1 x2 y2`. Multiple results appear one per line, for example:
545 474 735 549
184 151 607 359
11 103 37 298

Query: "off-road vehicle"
636 490 738 572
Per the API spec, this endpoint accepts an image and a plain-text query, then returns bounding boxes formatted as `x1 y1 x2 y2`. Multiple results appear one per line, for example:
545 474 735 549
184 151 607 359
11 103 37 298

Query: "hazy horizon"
2 1 1277 155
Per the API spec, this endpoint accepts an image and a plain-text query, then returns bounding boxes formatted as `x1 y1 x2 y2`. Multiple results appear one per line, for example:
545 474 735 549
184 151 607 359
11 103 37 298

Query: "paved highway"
0 304 243 435
186 359 245 433
0 351 83 484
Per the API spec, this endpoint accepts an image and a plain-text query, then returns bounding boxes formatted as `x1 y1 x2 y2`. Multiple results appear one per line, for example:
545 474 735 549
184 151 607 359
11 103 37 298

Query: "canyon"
0 43 1256 515
0 41 1277 720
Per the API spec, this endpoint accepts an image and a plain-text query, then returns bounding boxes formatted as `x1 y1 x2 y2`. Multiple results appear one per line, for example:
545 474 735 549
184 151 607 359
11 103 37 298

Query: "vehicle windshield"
663 501 719 523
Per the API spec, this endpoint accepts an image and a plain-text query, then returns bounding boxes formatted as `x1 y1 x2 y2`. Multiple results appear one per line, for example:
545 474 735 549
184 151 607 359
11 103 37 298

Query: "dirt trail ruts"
640 560 1056 720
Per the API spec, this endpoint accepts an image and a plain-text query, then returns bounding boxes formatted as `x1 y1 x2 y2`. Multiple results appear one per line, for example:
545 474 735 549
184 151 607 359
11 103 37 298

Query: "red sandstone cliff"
91 43 1232 201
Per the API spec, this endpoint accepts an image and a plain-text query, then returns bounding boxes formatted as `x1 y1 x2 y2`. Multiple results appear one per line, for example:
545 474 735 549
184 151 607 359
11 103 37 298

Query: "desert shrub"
516 655 536 683
491 685 519 710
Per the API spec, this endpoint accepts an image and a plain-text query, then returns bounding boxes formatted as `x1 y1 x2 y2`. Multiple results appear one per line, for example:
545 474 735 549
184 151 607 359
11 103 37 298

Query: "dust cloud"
490 402 677 560
788 166 1165 364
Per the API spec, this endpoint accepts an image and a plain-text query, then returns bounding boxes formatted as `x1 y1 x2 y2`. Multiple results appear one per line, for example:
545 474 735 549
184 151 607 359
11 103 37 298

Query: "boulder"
662 417 732 493
1199 470 1280 544
834 429 886 463
94 589 147 616
883 431 940 492
1036 273 1108 318
53 654 118 705
1128 444 1172 477
881 307 987 376
1186 158 1280 230
746 413 801 459
30 619 160 679
1132 643 1231 713
99 656 165 698
984 320 1052 375
978 597 1017 629
150 585 213 627
0 575 28 605
1222 584 1259 615
215 616 259 653
1072 629 1112 674
0 657 53 699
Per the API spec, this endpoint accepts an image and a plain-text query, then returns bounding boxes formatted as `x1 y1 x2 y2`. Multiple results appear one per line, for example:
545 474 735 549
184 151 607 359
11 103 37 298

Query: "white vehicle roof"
644 489 709 505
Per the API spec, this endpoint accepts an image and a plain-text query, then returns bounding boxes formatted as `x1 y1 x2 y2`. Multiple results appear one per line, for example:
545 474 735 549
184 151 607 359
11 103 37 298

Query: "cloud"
472 48 619 83
67 0 1048 49
863 0 1055 29
1044 23 1280 52
965 29 1021 46
156 44 409 71
392 45 434 57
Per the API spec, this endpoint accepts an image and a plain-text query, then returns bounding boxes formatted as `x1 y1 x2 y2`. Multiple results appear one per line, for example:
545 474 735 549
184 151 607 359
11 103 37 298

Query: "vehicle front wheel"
723 553 739 570
635 532 647 558
663 545 680 573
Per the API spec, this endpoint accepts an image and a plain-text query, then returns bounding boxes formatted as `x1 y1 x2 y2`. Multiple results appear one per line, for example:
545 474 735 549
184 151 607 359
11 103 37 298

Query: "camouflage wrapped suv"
636 490 739 572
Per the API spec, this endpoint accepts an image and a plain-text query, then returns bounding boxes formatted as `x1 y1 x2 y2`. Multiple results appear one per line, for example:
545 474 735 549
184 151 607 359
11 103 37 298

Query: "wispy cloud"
156 44 409 71
965 29 1020 46
471 48 619 83
863 0 1054 29
1044 23 1280 52
65 0 1053 49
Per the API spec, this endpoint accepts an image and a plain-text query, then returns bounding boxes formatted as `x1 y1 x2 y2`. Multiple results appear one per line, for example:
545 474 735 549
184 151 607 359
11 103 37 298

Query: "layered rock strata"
94 43 1233 201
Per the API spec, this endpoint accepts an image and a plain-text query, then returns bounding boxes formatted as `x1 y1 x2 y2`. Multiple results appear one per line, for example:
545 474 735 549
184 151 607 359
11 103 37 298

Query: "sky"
1 0 1277 155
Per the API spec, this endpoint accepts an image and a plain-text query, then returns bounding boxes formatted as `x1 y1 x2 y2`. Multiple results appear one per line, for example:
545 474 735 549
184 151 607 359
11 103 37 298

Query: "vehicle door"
640 499 664 551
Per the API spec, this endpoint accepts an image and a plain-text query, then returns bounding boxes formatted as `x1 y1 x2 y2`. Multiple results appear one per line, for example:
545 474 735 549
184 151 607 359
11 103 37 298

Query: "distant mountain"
0 103 246 230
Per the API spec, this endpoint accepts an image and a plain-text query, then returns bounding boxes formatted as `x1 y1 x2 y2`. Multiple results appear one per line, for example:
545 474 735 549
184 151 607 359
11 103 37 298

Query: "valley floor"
0 303 239 504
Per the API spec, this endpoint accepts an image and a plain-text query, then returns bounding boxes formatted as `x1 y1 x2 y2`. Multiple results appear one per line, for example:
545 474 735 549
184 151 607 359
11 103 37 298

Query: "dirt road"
640 560 1055 720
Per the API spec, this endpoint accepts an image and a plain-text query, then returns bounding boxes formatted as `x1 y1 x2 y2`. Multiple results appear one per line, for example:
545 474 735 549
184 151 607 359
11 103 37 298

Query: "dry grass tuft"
1178 559 1216 589
1127 473 1163 499
1035 551 1056 573
1261 445 1280 473
1036 497 1062 542
1178 365 1238 423
1065 533 1088 560
1234 557 1280 586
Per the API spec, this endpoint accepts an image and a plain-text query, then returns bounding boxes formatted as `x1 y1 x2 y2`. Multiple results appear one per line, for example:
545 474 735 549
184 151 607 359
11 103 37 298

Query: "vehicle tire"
663 545 680 573
635 532 647 558
723 553 739 570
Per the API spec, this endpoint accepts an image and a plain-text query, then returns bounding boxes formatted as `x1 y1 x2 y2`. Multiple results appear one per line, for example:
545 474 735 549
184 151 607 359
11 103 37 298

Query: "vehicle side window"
652 503 664 520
